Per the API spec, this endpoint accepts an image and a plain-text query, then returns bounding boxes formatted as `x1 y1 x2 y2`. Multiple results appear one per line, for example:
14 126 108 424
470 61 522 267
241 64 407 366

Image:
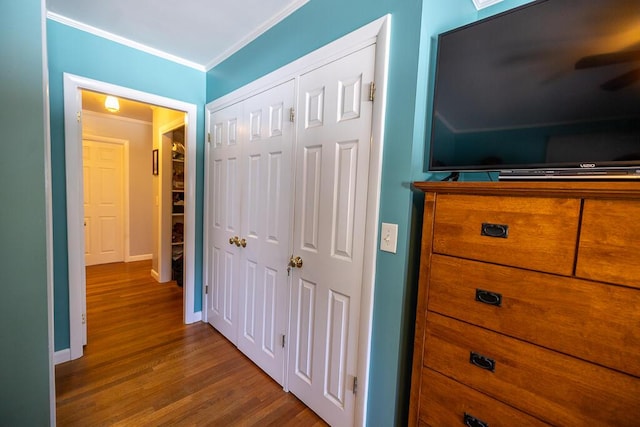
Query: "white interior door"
288 45 376 427
207 81 296 384
206 102 243 344
83 139 124 266
236 81 295 384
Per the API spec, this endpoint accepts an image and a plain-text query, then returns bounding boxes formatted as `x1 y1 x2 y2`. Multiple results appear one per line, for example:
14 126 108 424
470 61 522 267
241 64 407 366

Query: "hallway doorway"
62 74 199 361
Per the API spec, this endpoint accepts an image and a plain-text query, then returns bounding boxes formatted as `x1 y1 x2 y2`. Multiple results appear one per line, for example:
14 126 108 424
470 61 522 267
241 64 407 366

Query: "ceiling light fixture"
105 95 120 112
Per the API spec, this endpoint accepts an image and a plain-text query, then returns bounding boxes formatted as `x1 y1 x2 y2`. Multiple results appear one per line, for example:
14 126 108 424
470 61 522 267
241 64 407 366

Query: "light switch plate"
380 222 398 253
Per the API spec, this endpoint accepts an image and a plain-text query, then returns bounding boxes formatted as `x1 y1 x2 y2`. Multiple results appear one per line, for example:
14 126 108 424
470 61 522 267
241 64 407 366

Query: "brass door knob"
228 236 246 248
289 255 303 268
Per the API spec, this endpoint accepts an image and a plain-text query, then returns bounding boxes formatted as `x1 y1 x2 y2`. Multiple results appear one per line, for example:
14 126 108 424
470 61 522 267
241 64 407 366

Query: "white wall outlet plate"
380 222 398 254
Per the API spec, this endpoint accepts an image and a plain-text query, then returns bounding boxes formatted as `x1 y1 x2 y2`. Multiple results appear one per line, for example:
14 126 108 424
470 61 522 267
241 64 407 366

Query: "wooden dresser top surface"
413 181 640 199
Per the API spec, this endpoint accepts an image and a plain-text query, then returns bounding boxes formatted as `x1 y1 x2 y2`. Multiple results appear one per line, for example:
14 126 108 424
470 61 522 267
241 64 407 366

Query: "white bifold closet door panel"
288 44 376 427
236 81 295 384
207 80 295 385
207 102 243 344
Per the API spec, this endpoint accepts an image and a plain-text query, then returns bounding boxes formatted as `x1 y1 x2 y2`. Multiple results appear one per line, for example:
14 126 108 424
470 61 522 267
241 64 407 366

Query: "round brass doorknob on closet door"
289 255 303 268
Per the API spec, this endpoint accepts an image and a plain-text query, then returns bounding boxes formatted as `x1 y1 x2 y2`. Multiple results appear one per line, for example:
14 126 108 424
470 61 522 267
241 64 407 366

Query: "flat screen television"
428 0 640 179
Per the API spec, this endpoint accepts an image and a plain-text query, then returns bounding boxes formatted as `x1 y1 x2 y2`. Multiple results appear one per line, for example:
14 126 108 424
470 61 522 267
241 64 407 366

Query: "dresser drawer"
424 313 640 427
577 199 640 289
427 254 640 376
419 368 548 427
432 194 580 275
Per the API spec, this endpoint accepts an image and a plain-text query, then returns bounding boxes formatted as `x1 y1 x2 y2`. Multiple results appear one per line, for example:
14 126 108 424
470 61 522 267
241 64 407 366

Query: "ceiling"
46 0 309 70
51 0 495 120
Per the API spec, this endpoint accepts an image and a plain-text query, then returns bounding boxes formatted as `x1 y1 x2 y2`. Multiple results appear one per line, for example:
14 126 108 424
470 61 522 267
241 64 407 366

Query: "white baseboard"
54 348 71 365
127 253 152 262
151 269 160 282
185 310 202 324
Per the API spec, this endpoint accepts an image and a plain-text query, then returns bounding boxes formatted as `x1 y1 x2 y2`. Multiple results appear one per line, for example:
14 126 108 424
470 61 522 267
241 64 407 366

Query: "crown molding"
46 12 206 72
471 0 504 10
204 0 309 70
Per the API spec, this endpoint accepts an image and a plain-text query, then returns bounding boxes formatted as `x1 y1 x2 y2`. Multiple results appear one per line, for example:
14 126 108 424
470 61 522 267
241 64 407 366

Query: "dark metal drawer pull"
470 352 496 372
475 289 502 307
464 413 489 427
481 222 509 238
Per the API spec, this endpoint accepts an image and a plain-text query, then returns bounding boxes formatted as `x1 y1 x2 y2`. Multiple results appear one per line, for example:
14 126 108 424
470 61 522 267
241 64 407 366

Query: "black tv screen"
429 0 640 175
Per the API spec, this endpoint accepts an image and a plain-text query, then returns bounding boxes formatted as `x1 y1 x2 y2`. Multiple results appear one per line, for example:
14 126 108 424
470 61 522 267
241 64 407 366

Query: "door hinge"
353 376 358 395
281 334 286 348
82 313 86 325
207 132 211 143
369 82 376 102
289 107 295 122
76 111 81 122
205 285 208 294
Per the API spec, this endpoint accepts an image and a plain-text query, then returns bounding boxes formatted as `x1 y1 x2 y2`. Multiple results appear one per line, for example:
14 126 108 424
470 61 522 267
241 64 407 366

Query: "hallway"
55 261 326 426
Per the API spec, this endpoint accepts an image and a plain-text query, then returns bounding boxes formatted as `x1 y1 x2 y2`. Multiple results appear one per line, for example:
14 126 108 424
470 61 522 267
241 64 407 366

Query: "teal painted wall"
206 0 533 424
47 20 206 350
0 1 52 425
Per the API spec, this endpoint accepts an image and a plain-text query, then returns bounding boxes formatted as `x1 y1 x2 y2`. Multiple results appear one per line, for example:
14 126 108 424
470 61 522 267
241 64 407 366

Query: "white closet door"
207 102 243 344
236 80 295 384
288 45 376 427
83 140 124 266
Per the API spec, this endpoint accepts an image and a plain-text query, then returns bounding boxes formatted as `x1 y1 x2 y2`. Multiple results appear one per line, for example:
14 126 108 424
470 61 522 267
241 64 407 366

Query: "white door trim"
357 15 391 426
63 73 199 361
41 1 56 422
204 15 390 426
158 118 187 283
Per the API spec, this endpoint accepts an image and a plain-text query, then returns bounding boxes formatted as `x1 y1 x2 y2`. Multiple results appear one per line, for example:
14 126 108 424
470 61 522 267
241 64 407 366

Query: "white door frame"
204 15 390 426
157 118 187 283
63 73 199 361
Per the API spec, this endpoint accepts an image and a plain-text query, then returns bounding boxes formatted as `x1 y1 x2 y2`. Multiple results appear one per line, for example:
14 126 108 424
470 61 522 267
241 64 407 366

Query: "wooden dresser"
409 181 640 427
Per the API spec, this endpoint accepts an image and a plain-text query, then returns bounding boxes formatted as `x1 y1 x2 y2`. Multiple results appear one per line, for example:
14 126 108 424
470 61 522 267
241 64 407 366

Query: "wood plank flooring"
55 260 326 426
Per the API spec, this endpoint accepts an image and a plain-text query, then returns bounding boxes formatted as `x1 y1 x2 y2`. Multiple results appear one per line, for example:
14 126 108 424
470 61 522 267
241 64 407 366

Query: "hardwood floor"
55 260 326 426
